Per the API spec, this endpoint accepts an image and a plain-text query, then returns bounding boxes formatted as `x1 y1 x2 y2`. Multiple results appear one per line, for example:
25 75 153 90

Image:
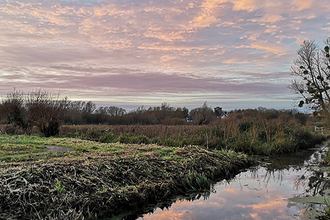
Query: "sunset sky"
1 0 329 111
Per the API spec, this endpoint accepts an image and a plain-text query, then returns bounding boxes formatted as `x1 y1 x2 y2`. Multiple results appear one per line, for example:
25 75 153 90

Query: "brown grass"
0 141 255 219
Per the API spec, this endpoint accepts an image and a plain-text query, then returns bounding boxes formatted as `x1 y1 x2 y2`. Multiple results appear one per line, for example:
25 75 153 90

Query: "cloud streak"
0 0 329 109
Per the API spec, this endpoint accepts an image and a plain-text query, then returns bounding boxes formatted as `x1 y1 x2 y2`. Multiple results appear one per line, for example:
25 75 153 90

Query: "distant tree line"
224 107 308 126
0 89 308 136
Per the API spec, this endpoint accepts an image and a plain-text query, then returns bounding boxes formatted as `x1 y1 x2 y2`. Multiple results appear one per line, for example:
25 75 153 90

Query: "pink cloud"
0 0 329 109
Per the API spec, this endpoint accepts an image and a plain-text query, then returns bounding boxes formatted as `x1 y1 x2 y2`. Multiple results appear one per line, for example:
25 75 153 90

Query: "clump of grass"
130 135 150 144
319 197 330 220
156 147 177 155
54 180 65 193
99 132 119 143
85 130 105 141
163 155 180 160
104 146 122 152
182 171 211 191
118 133 131 144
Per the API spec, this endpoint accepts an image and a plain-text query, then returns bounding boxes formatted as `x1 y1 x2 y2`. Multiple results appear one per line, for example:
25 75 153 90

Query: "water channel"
117 142 330 220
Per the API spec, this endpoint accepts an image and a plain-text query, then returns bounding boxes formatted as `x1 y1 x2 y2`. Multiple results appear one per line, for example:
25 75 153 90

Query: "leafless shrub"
25 89 70 137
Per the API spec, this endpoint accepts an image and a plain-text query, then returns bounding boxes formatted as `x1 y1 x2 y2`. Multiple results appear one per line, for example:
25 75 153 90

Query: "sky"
0 0 330 111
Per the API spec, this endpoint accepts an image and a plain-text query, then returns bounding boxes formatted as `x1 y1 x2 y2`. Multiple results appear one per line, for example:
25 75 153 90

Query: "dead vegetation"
0 144 255 219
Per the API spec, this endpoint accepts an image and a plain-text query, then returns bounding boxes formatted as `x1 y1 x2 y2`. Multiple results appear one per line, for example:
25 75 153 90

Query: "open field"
0 134 255 219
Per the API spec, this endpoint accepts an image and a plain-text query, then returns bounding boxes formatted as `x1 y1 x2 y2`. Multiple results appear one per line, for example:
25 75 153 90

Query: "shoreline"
0 144 255 219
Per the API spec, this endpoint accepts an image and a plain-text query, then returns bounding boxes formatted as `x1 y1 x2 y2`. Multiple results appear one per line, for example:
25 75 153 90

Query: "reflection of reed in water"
291 169 309 192
258 144 330 197
264 169 283 185
306 170 330 196
267 150 314 170
306 146 329 165
248 166 315 195
249 168 284 185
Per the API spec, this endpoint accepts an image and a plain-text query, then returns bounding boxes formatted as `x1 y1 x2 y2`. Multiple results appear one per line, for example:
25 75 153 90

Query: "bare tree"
0 89 26 128
25 89 70 136
107 106 126 116
82 101 96 114
190 102 216 125
289 38 330 117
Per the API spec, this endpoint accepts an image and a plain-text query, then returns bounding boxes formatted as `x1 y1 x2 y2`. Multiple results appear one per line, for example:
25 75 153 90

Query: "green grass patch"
104 146 123 152
54 180 65 193
163 155 180 160
0 135 50 156
156 147 177 155
213 149 236 155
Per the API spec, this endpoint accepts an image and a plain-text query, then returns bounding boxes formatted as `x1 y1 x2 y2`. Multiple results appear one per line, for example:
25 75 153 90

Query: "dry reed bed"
0 144 254 220
60 124 325 155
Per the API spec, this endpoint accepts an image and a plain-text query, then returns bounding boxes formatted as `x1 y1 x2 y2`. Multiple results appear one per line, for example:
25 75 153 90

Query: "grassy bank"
60 122 325 155
0 120 325 219
0 135 50 156
0 135 255 219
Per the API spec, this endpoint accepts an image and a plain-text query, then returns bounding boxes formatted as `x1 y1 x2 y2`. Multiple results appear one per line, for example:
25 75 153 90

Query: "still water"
137 143 330 220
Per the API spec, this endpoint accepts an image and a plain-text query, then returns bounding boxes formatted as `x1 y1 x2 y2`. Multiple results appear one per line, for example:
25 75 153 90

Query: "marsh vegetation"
0 135 255 219
0 89 328 219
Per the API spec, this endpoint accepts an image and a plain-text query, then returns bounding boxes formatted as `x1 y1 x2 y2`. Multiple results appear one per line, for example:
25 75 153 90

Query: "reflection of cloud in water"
142 209 185 220
139 145 330 220
141 188 291 219
223 188 236 193
139 167 314 220
237 197 290 219
249 213 262 220
239 197 284 210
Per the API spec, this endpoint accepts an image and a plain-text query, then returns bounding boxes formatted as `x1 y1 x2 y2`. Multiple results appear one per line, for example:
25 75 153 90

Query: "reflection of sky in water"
139 167 314 220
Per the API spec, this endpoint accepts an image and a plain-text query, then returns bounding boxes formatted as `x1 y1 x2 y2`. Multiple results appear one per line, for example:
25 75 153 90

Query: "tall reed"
60 121 324 155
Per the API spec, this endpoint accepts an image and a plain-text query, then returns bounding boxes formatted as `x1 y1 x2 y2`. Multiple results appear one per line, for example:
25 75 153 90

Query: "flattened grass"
0 135 49 156
0 135 256 219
